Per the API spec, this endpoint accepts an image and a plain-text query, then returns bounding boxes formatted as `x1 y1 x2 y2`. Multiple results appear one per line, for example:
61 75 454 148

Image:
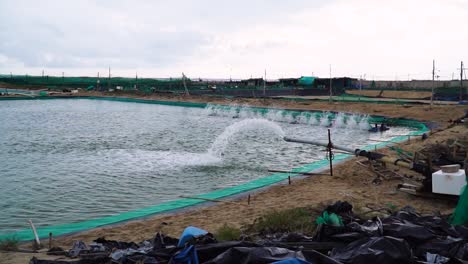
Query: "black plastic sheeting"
330 236 412 264
204 246 305 264
313 202 468 263
28 201 468 264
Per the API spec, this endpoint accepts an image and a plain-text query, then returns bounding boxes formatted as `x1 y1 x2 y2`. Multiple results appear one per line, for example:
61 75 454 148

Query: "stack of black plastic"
29 201 468 264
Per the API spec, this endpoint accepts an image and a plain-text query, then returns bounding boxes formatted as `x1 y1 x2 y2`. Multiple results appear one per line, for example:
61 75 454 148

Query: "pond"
0 99 415 235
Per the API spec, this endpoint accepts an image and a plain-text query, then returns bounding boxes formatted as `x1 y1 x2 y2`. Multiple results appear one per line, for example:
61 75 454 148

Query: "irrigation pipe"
283 136 414 170
267 169 330 176
28 220 40 247
179 196 248 207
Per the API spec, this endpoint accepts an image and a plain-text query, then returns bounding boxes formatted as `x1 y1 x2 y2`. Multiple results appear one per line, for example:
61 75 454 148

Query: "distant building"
357 80 456 90
314 77 356 93
240 78 263 87
279 78 299 87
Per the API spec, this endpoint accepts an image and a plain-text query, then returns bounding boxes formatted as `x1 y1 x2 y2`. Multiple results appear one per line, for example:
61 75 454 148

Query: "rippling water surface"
0 99 414 234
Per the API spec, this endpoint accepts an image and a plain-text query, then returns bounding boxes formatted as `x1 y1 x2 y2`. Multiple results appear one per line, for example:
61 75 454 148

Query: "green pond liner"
0 96 429 242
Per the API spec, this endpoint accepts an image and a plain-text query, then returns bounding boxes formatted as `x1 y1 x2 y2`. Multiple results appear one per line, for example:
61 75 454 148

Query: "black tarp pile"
29 201 468 264
29 232 329 264
311 201 468 264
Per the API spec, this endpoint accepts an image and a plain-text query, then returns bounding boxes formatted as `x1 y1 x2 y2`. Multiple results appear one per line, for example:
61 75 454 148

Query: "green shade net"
451 177 468 225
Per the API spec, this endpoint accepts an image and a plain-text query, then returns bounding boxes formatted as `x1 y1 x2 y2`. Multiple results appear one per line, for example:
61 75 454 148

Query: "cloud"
0 0 211 69
179 0 468 79
0 0 466 79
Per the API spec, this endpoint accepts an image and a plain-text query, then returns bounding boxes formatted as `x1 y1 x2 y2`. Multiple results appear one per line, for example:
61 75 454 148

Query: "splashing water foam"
207 118 285 157
204 104 370 130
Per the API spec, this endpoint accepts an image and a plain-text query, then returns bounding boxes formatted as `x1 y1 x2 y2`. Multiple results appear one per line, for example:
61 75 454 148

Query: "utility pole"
359 75 362 91
359 75 362 101
182 72 189 96
431 59 435 107
458 61 466 101
329 64 332 103
97 72 100 91
7 72 11 94
135 72 138 90
263 69 266 97
108 67 111 92
462 61 464 101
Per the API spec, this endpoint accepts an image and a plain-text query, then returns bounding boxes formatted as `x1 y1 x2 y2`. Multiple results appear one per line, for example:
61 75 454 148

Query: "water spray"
207 119 285 157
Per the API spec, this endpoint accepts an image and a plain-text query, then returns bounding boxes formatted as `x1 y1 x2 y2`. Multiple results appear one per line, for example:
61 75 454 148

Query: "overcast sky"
0 0 467 80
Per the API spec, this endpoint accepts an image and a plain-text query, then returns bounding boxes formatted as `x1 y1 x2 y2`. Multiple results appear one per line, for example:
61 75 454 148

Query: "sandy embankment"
345 89 433 99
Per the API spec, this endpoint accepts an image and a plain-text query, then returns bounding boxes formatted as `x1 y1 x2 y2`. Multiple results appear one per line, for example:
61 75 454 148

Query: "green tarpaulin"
298 76 315 86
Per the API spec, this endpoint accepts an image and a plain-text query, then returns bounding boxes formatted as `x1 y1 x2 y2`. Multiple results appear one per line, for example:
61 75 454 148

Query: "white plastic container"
432 169 466 195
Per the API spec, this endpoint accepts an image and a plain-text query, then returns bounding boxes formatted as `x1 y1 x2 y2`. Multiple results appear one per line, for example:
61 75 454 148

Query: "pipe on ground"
283 136 412 169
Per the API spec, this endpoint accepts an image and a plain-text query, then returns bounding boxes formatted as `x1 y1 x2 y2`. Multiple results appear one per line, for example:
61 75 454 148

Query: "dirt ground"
346 89 433 99
1 91 467 264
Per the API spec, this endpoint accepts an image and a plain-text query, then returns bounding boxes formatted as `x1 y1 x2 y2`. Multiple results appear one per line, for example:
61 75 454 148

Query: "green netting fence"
0 75 315 95
0 97 430 242
0 75 188 92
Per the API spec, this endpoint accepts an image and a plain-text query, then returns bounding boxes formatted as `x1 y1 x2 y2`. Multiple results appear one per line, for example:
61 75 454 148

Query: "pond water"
0 99 414 235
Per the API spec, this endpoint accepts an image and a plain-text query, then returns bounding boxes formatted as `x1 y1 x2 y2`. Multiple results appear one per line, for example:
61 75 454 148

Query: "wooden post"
427 158 433 173
247 194 251 205
49 232 52 249
288 175 291 185
328 129 333 176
